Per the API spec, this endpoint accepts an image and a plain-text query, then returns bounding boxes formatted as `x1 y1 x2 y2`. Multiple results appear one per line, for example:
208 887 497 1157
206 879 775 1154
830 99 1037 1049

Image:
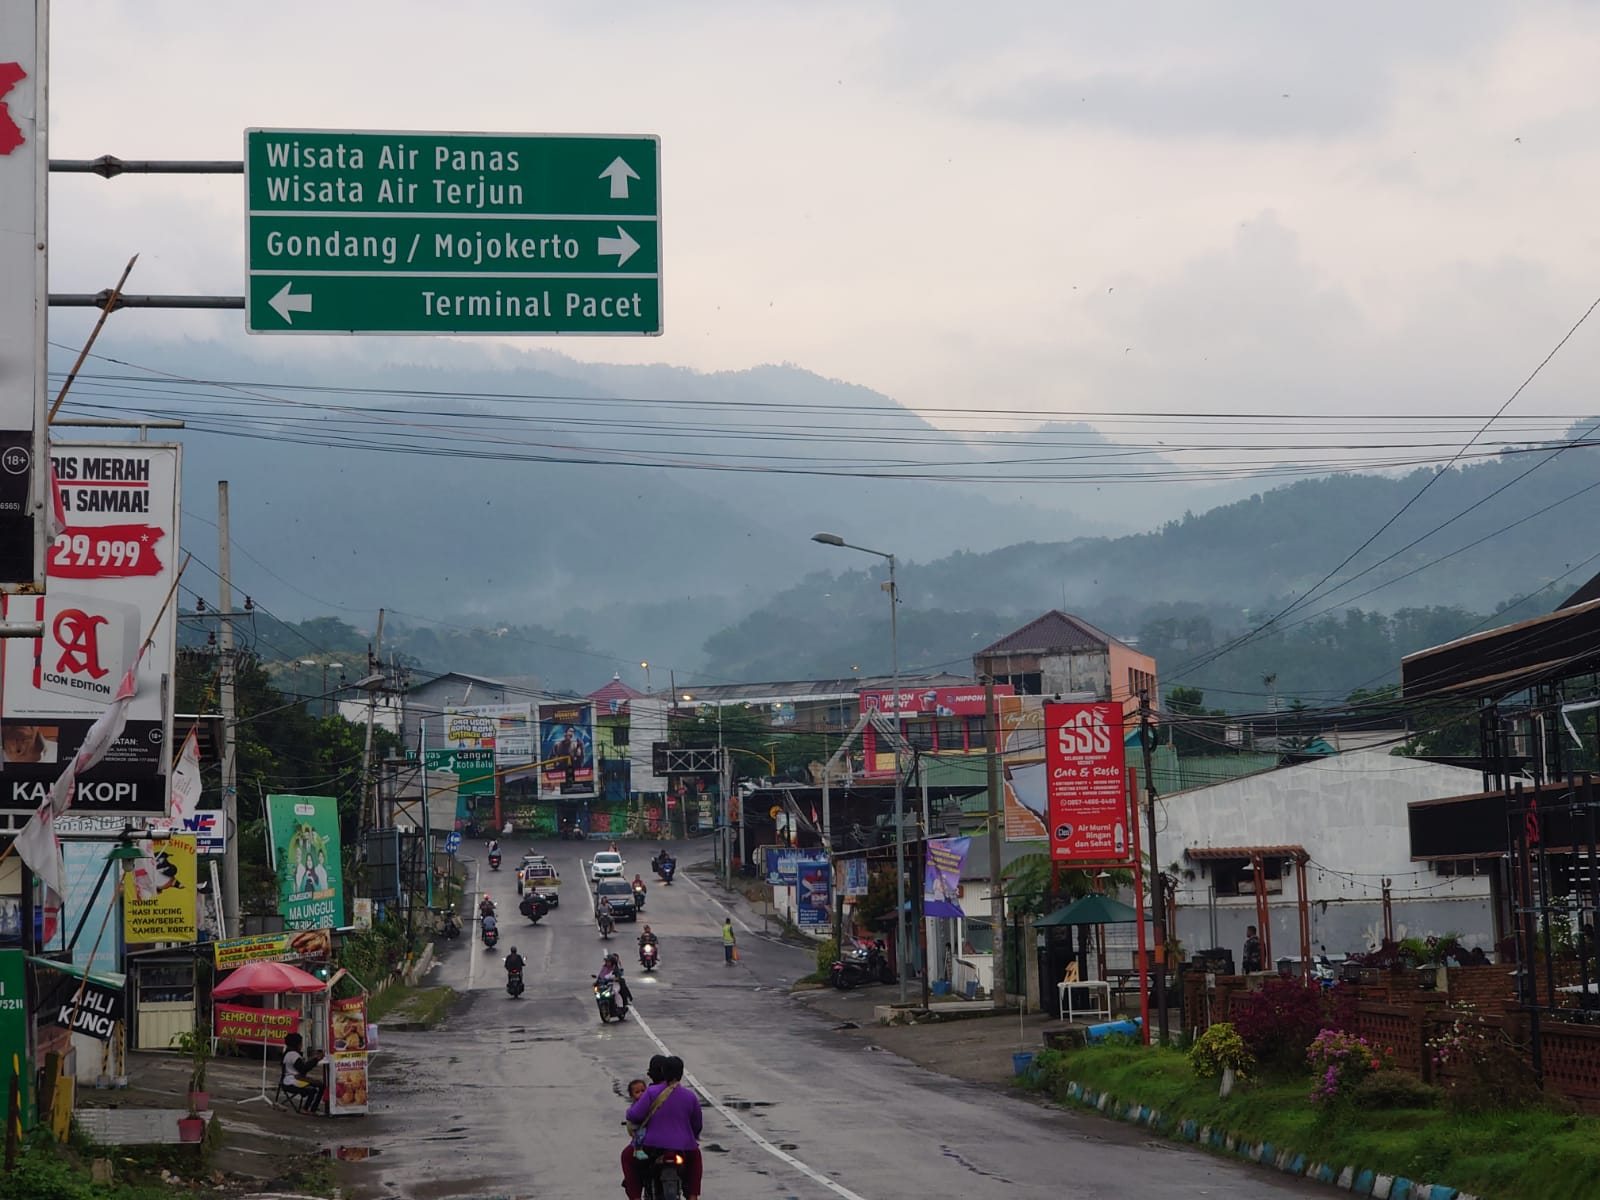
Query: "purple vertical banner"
924 837 970 918
796 858 832 928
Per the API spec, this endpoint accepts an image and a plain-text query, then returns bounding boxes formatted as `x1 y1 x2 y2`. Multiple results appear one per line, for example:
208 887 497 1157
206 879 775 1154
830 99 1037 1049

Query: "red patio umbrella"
215 959 328 1108
213 959 326 998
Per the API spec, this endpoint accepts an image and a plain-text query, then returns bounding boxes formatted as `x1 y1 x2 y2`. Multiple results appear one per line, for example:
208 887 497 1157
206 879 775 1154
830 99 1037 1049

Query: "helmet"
606 952 621 967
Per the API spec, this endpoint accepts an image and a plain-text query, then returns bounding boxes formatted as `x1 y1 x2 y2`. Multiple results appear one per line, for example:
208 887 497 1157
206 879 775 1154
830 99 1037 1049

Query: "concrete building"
972 610 1156 720
1161 749 1494 967
400 672 544 755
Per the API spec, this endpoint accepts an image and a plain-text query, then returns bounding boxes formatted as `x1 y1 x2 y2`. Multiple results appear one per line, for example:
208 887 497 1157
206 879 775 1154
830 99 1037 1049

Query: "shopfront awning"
27 955 124 991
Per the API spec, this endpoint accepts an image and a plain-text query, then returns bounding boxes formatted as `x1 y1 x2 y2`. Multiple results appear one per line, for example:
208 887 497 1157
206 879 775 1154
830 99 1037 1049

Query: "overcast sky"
43 1 1600 433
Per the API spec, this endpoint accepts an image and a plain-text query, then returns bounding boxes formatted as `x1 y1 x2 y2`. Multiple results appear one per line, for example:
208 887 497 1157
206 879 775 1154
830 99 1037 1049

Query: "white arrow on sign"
599 156 639 200
597 226 641 268
268 282 313 324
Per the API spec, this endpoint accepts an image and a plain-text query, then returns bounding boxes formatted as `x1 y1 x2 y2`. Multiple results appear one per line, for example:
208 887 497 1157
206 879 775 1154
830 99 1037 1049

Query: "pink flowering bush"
1306 1028 1393 1106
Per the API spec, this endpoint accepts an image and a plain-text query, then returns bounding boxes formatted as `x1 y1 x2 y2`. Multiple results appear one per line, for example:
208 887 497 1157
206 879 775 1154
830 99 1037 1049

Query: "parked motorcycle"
439 910 462 940
488 852 502 871
640 1148 688 1200
594 975 628 1022
639 941 659 972
830 940 895 990
506 965 524 998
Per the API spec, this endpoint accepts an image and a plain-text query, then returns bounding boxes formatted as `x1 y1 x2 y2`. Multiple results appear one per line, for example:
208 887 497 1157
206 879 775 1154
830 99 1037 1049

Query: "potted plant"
171 1025 213 1119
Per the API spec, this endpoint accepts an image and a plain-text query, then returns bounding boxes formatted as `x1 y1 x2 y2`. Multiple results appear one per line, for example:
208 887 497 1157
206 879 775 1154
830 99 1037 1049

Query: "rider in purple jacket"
622 1056 703 1200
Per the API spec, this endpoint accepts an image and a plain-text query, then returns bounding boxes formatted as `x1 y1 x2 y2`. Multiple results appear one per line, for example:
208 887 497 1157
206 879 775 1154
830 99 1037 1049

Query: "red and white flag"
46 662 138 814
168 725 201 821
14 661 140 897
12 803 66 900
45 448 68 542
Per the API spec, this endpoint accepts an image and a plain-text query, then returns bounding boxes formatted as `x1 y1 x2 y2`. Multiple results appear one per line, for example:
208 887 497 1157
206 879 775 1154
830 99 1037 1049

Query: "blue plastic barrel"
1012 1052 1035 1076
1085 1018 1143 1043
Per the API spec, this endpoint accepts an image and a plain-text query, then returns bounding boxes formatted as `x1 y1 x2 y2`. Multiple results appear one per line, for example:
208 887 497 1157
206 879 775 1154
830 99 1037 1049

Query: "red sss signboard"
1044 702 1131 863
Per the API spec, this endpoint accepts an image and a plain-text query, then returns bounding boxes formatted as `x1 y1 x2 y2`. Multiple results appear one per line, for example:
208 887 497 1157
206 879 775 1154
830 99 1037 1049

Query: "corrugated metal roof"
676 672 975 705
1185 844 1306 860
974 610 1128 657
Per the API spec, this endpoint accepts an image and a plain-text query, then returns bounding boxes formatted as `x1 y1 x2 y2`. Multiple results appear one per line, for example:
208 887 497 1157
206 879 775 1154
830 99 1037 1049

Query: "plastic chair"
274 1080 313 1112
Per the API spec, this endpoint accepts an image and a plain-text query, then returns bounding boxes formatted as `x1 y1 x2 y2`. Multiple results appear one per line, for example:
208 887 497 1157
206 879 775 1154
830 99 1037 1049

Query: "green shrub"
1350 1069 1443 1110
815 937 838 976
1189 1021 1255 1080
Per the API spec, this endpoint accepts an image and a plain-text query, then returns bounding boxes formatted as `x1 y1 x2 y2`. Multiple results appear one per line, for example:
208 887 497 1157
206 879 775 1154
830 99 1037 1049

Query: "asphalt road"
340 837 1315 1200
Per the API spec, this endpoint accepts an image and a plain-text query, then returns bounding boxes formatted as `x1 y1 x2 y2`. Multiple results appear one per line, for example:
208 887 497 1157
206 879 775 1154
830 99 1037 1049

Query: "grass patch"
369 984 456 1028
1036 1044 1600 1200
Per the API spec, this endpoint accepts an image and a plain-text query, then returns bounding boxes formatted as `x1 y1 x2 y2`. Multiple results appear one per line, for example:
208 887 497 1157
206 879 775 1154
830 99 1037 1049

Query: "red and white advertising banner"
858 684 1011 719
214 1003 299 1047
327 994 369 1116
1043 702 1131 863
0 443 180 818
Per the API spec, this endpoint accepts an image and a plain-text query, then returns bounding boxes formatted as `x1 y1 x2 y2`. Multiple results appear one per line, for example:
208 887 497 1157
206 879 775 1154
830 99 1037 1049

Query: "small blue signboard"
445 831 462 854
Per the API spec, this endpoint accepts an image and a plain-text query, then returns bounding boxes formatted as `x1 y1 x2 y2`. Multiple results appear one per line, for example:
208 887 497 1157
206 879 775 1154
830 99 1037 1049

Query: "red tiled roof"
588 675 647 715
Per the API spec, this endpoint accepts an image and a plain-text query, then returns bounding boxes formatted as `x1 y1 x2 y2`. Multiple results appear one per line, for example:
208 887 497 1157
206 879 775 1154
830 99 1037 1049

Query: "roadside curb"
1055 1079 1479 1200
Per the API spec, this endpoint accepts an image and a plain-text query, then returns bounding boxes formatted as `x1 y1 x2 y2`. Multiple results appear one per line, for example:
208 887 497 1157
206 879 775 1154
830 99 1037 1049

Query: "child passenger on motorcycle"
622 1056 702 1200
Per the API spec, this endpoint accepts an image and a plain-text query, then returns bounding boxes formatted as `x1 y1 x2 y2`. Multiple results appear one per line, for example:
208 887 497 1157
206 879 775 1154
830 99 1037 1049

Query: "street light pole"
813 532 909 1005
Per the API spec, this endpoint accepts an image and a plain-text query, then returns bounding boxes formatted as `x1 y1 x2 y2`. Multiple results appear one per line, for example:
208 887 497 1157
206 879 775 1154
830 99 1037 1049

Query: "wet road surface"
339 837 1317 1199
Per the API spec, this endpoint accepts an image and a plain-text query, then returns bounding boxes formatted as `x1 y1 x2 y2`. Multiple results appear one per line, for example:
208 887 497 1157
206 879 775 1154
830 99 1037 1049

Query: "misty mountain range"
60 336 1600 704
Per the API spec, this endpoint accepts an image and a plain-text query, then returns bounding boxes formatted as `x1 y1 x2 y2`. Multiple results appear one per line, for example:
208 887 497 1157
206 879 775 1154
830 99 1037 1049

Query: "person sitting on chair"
280 1032 325 1113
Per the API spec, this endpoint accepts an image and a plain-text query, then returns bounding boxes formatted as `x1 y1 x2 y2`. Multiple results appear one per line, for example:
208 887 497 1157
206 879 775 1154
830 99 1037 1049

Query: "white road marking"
625 1003 871 1200
586 851 863 1192
675 862 759 935
467 857 481 987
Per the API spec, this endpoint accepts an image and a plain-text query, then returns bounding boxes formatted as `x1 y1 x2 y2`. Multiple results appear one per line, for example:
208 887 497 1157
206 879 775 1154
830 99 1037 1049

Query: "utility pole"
985 677 1005 1005
218 482 240 936
1140 689 1169 1044
358 609 385 843
920 754 931 1011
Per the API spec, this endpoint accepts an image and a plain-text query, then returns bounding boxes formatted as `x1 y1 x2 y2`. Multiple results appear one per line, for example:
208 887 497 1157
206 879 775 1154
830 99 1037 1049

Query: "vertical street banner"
796 857 832 928
997 694 1049 842
327 993 369 1116
923 837 970 917
843 856 869 898
122 833 196 943
0 950 29 1131
1042 702 1131 864
537 701 595 799
0 443 181 818
0 1 47 592
266 795 346 930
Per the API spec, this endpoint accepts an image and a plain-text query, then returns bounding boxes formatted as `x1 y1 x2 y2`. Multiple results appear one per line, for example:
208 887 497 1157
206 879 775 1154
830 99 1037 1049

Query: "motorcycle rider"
479 893 496 920
488 837 500 855
638 925 659 965
598 897 616 936
504 945 525 975
481 912 498 941
598 951 633 1012
622 1054 703 1200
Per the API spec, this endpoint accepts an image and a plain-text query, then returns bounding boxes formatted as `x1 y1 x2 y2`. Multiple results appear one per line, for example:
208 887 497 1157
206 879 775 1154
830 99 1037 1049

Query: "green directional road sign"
244 129 661 336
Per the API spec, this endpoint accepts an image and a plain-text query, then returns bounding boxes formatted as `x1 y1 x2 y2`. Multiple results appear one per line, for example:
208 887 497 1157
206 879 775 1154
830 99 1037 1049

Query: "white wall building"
1163 749 1495 966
